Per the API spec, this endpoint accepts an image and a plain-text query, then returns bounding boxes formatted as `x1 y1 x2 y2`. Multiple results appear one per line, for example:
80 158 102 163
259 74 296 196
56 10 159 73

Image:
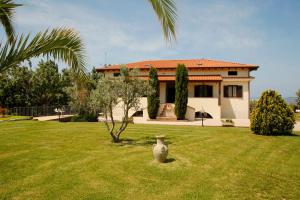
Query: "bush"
147 67 160 119
175 64 188 120
250 90 295 135
71 113 98 122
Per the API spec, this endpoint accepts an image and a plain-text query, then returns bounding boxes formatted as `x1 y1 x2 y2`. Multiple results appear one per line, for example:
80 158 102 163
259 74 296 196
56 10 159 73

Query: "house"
97 59 259 121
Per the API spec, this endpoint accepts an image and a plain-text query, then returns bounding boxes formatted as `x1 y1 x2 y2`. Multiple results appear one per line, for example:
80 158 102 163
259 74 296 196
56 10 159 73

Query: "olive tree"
90 67 150 143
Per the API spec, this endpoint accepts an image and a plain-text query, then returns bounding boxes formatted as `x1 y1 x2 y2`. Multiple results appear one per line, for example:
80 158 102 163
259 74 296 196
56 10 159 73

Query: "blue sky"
6 0 300 97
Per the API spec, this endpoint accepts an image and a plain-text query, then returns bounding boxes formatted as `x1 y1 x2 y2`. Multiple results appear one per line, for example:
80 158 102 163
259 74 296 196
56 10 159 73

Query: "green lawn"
0 121 300 200
0 115 31 121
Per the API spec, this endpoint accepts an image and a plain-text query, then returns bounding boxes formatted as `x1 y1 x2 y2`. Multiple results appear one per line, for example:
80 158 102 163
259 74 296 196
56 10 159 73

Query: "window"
194 85 213 97
113 73 120 77
224 85 243 98
228 71 238 76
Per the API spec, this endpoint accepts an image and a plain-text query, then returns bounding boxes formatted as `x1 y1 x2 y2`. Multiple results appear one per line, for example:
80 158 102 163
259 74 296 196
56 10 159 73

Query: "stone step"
155 117 177 121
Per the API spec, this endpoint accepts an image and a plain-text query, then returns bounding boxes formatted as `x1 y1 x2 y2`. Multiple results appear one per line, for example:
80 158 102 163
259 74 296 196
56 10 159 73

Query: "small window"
195 85 213 97
132 110 143 117
113 73 120 77
228 71 238 76
224 85 243 98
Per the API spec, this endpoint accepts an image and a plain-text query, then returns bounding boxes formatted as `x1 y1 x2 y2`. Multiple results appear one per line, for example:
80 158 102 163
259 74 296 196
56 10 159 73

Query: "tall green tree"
32 60 67 106
0 1 86 74
175 64 188 120
0 65 33 107
147 67 160 119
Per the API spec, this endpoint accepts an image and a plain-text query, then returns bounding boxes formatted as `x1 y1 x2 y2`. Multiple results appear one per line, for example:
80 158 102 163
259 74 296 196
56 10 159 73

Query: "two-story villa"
97 59 258 121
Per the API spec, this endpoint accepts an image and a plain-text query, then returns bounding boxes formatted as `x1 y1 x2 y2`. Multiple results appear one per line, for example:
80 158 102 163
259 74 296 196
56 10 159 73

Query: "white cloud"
14 0 265 68
15 0 165 68
177 0 264 50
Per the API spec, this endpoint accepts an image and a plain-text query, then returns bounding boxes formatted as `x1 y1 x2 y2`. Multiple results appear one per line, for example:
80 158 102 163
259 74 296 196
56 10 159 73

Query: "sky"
4 0 300 98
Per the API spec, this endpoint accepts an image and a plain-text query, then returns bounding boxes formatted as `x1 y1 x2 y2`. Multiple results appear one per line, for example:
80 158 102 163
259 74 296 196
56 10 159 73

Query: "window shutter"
237 86 243 97
224 86 228 97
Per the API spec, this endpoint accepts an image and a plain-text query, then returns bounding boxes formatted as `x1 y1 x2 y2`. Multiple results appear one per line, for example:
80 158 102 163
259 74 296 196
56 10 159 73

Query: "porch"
158 78 222 119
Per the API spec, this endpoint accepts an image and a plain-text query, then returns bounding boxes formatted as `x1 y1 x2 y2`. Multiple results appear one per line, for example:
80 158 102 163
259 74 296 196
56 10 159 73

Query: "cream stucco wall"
102 69 250 78
188 98 221 119
159 82 166 103
220 81 250 119
101 68 252 120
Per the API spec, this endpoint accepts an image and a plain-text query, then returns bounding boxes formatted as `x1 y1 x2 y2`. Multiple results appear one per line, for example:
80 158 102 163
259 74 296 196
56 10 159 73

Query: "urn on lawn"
153 135 168 163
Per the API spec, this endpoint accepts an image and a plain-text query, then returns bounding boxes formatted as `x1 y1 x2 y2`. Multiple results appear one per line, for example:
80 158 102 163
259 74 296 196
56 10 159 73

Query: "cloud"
15 0 166 67
15 0 265 67
177 0 264 51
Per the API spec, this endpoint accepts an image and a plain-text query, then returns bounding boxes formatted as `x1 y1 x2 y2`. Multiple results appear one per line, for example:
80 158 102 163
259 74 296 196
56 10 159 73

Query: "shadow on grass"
117 136 173 147
252 132 299 137
165 158 176 163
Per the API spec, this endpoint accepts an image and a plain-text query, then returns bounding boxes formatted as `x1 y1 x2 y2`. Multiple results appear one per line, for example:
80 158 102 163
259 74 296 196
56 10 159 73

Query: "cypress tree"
251 90 295 135
147 67 160 119
175 64 188 120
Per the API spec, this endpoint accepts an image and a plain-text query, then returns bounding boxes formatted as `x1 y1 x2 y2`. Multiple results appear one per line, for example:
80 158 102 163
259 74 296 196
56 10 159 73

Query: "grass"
0 115 31 121
0 121 300 200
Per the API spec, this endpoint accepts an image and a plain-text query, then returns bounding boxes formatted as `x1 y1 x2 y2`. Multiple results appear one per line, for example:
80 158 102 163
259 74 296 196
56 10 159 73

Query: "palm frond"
148 0 177 42
0 28 87 74
0 0 21 43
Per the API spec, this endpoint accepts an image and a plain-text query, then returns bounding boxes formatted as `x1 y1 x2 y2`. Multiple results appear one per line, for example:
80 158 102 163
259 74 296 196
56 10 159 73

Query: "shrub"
175 64 188 120
71 113 98 122
250 90 295 135
147 67 160 119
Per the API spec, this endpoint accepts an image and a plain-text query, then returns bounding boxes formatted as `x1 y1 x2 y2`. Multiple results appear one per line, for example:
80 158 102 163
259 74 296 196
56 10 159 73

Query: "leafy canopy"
251 90 295 135
90 66 150 142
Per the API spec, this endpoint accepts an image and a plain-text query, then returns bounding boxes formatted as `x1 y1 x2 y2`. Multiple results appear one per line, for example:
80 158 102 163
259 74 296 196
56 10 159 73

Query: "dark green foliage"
0 60 72 108
0 66 33 107
251 90 295 135
147 67 160 119
32 60 68 106
71 113 98 122
175 64 188 120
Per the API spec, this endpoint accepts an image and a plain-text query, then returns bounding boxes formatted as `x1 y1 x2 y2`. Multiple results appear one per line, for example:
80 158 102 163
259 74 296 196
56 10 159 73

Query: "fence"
8 105 76 117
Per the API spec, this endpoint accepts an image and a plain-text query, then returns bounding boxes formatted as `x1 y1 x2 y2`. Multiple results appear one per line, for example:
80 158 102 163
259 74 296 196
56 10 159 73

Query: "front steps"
158 103 177 120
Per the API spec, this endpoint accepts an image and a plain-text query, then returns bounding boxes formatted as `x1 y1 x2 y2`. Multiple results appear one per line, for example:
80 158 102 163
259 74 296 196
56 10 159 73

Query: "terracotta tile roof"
97 59 259 72
138 75 222 81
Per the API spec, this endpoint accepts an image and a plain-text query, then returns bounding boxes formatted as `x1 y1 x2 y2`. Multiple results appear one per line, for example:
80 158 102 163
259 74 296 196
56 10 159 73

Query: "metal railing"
8 105 76 117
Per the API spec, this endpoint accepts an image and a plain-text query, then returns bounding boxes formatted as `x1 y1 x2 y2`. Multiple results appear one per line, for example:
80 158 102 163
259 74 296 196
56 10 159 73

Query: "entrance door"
166 82 175 103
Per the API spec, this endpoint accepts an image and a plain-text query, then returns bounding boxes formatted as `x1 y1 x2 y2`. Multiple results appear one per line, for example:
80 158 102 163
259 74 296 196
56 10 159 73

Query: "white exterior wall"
159 82 166 103
101 69 252 120
220 81 250 119
188 98 221 119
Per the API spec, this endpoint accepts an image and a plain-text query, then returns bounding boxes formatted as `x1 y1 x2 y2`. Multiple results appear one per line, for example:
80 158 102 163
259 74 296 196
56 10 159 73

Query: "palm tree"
0 0 86 73
0 0 177 73
148 0 177 42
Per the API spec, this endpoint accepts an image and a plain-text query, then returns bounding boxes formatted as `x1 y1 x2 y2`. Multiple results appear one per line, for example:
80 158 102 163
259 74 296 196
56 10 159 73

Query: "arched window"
194 85 213 97
195 112 213 118
132 110 143 117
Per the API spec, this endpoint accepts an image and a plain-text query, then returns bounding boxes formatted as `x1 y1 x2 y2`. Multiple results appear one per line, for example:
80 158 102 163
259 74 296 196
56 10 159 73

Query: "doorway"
166 82 175 103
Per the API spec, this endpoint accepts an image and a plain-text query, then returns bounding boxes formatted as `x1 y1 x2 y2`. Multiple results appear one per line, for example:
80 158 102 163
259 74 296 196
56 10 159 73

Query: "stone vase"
153 135 168 163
